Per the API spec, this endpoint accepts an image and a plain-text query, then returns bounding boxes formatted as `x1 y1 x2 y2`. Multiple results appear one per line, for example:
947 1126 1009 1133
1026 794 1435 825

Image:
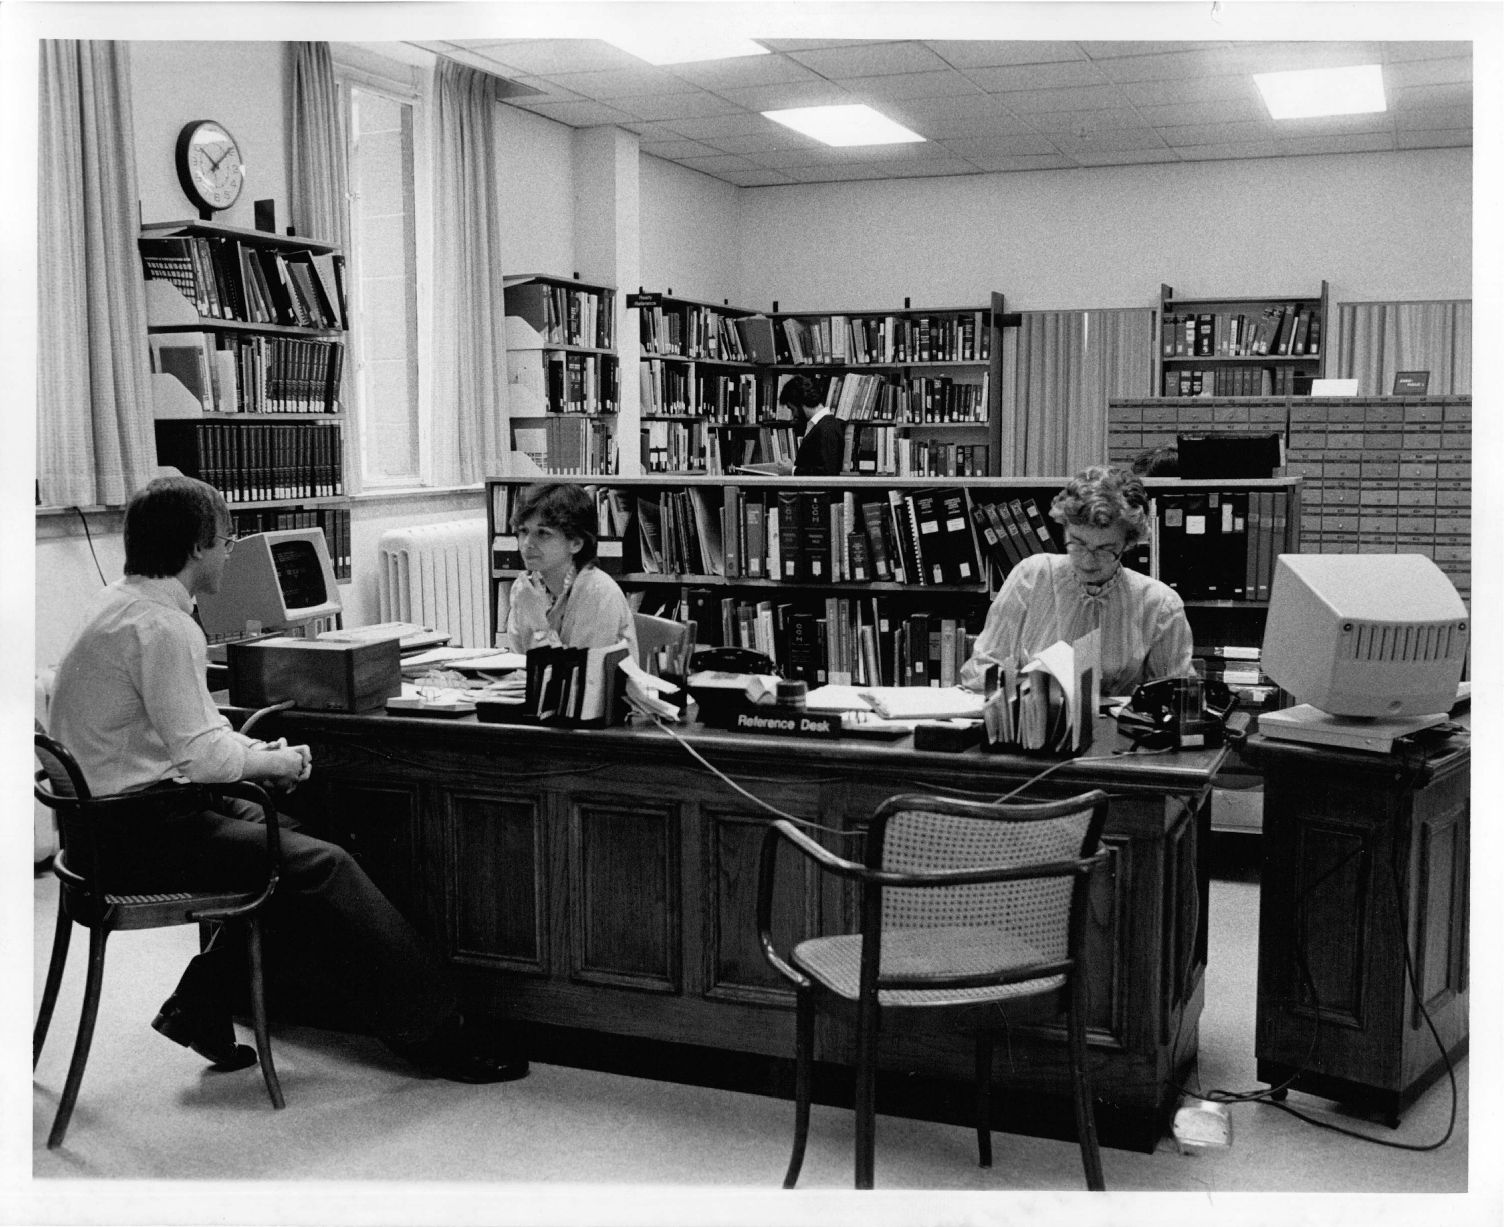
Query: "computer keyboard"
318 622 452 650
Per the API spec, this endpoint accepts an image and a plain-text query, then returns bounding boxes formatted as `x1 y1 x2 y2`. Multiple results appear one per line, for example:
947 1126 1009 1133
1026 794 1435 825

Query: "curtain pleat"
36 40 156 507
1334 300 1471 395
1007 308 1154 477
431 61 509 487
288 43 349 249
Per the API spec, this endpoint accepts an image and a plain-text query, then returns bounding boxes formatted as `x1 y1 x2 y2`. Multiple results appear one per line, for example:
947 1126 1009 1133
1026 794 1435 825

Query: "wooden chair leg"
853 995 880 1190
245 919 284 1110
34 900 72 1068
47 926 108 1150
782 988 814 1189
1067 979 1104 1191
974 1030 994 1168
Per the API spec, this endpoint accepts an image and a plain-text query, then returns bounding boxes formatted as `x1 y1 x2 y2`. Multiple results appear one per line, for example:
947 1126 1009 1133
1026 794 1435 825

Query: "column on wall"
572 126 641 476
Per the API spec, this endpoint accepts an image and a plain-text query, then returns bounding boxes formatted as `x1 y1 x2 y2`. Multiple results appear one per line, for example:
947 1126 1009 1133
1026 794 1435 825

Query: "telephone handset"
688 647 779 676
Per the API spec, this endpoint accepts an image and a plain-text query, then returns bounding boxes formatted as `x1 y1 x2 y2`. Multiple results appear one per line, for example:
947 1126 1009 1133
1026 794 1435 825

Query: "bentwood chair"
32 733 285 1150
757 789 1111 1190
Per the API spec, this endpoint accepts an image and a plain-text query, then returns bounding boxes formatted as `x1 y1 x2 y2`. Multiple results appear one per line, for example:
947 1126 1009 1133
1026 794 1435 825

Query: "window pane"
349 86 420 483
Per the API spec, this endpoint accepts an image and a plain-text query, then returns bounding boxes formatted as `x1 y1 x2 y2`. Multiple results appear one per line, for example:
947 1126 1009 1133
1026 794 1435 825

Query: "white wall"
130 41 289 231
638 156 744 304
732 148 1472 312
496 104 576 277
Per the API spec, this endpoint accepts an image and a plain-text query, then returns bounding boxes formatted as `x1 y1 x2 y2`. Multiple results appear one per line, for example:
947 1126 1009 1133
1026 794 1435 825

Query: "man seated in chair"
48 475 526 1084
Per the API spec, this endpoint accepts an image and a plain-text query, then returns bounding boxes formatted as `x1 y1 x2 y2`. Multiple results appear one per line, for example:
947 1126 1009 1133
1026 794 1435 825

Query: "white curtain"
1333 300 1471 395
288 42 349 249
431 61 509 486
1002 308 1154 477
36 40 157 507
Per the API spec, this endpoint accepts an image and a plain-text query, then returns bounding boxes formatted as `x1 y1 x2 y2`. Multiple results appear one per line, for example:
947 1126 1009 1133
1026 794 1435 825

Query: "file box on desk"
227 636 401 713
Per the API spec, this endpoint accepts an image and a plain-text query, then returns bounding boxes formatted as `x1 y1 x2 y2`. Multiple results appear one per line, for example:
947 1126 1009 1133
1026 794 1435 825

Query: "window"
343 79 422 486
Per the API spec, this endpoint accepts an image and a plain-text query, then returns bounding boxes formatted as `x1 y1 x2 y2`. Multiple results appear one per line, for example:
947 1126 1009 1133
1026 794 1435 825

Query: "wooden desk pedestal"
247 709 1223 1152
1251 731 1469 1125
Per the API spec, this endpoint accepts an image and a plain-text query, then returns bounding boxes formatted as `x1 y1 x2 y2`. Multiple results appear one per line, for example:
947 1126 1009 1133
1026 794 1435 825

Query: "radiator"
377 519 490 648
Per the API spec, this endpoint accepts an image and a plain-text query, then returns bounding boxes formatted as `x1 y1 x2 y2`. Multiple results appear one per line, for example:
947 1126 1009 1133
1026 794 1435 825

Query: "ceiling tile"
781 164 898 182
1176 140 1282 162
1119 73 1262 106
882 93 1022 124
1274 132 1399 156
674 153 762 174
545 66 704 100
609 91 745 122
1394 103 1473 131
457 39 641 76
1025 107 1155 135
1274 111 1395 137
1225 41 1385 73
664 113 783 140
963 61 1113 93
718 168 801 187
639 138 722 160
994 83 1131 113
496 75 590 104
1161 120 1275 147
938 133 1061 158
1079 42 1231 60
505 98 637 126
742 141 954 170
1384 56 1474 88
1093 46 1256 84
925 41 1087 69
1397 128 1473 149
866 155 981 178
618 120 692 142
1382 41 1473 62
696 129 825 155
833 70 984 102
710 80 860 112
1050 127 1168 154
901 112 1036 140
1134 97 1269 126
666 54 824 90
786 42 952 79
1393 81 1473 109
963 152 1078 172
756 39 894 53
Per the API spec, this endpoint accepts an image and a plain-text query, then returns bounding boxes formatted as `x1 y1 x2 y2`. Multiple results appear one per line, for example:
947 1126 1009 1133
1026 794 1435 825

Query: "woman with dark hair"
778 374 845 476
503 483 638 658
960 465 1193 694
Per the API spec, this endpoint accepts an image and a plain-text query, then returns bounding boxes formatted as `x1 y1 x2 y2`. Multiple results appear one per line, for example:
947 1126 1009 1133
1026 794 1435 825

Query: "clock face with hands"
175 120 245 214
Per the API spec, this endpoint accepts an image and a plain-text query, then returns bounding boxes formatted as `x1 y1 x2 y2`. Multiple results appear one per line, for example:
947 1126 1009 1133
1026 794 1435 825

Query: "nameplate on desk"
705 705 841 738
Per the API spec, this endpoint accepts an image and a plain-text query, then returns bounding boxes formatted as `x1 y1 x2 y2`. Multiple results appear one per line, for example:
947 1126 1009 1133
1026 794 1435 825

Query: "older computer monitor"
1258 553 1468 750
197 528 341 638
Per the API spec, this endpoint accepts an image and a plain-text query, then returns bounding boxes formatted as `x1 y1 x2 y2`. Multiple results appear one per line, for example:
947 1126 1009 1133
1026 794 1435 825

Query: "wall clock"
175 119 246 219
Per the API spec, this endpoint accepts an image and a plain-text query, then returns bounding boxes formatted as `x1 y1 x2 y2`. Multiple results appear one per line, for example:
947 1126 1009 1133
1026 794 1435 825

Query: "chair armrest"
756 820 869 991
205 779 282 869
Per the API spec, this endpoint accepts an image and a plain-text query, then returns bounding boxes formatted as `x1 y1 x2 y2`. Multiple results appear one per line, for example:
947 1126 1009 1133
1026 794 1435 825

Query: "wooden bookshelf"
1156 281 1329 398
504 273 620 474
485 474 1302 699
139 219 352 578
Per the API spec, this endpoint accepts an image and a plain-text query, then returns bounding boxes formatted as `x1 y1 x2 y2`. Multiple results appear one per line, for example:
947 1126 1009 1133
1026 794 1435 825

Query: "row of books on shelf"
142 235 346 330
774 310 992 367
1149 490 1289 602
229 506 352 581
639 363 771 419
513 415 617 476
154 421 345 503
506 350 620 416
506 281 614 350
1161 364 1306 398
150 332 343 416
650 588 980 689
1161 305 1318 359
637 305 758 364
814 371 989 424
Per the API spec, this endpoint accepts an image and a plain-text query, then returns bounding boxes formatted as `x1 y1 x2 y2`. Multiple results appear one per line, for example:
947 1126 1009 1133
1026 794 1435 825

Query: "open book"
982 629 1100 753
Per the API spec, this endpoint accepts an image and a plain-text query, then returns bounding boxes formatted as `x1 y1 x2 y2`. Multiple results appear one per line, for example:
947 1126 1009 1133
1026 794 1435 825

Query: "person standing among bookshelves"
776 374 845 476
960 465 1194 696
503 483 639 659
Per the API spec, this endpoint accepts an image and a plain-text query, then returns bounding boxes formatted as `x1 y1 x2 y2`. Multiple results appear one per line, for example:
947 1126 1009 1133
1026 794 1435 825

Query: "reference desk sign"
706 703 842 738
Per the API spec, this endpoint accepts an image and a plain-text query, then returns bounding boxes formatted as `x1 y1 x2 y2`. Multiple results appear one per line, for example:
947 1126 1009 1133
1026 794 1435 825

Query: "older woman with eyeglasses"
960 465 1193 695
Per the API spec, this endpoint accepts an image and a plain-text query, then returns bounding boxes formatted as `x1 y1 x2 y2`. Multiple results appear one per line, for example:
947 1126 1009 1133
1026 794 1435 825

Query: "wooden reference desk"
1246 724 1469 1124
235 705 1226 1151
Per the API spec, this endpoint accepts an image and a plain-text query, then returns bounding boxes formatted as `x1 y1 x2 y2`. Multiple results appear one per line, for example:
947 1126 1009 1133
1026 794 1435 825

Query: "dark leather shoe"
152 997 259 1072
415 1049 530 1085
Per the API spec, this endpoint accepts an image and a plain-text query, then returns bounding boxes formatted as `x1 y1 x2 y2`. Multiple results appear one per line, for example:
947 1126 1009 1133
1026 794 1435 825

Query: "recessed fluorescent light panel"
1254 64 1386 119
603 34 769 65
763 104 925 147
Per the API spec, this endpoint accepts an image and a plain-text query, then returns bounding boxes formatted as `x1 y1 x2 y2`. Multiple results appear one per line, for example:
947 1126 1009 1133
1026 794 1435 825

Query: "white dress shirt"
49 575 255 795
960 553 1194 695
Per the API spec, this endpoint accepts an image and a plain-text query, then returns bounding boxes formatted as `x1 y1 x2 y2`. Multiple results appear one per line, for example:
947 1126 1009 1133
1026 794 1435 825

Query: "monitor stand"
1257 704 1450 754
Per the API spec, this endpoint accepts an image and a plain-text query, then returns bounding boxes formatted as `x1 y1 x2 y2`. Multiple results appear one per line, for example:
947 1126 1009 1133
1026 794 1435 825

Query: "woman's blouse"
959 553 1193 696
504 563 638 660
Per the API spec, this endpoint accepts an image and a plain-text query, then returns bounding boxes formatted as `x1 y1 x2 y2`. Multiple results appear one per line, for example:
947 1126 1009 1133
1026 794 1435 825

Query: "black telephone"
688 647 779 676
1116 674 1239 751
